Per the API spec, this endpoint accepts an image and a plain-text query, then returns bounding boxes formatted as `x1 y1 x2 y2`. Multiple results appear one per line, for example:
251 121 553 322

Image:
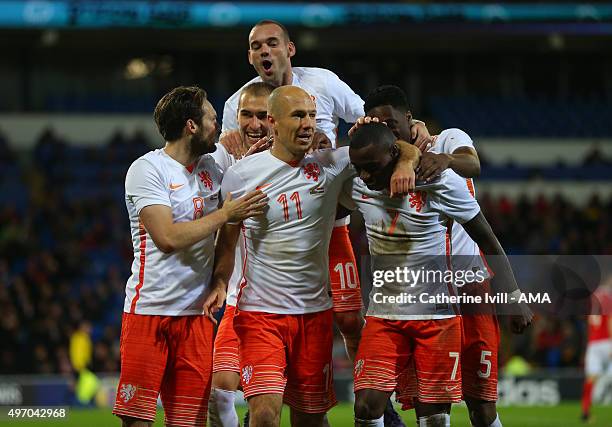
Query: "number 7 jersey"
220 147 354 315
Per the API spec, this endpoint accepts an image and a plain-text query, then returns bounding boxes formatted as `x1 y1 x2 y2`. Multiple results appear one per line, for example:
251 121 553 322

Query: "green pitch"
1 403 610 426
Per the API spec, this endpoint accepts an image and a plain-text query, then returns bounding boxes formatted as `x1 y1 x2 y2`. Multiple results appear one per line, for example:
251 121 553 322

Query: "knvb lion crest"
303 162 321 182
242 365 253 384
120 383 136 403
198 170 213 190
408 191 426 213
354 359 365 378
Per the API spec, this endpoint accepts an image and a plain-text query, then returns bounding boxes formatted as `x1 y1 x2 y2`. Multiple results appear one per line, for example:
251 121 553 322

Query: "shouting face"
248 23 295 87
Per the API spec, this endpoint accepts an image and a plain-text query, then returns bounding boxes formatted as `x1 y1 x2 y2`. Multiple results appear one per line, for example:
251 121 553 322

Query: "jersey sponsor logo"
198 170 213 190
242 365 253 384
169 183 184 190
354 359 364 377
303 162 321 182
119 383 136 403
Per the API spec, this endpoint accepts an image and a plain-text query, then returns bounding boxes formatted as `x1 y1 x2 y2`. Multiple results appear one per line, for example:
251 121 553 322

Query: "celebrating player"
209 86 419 427
112 86 267 427
208 81 275 427
344 122 532 427
220 21 369 380
358 85 530 427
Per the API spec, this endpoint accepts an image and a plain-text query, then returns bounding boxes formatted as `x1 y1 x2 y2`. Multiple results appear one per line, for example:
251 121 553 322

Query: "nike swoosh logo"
169 183 184 190
256 183 272 191
310 186 324 195
445 385 459 392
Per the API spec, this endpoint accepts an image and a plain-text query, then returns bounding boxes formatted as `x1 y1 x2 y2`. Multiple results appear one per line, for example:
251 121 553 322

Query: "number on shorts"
478 350 492 379
449 351 460 381
334 262 358 289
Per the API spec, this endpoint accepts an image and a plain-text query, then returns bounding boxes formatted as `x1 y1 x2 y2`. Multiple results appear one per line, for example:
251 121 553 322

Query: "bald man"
210 86 420 427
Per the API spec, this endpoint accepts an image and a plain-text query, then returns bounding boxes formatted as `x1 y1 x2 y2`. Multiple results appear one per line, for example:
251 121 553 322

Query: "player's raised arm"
461 212 533 333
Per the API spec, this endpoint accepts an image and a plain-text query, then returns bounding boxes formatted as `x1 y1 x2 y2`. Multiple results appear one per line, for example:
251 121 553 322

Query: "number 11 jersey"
221 147 354 315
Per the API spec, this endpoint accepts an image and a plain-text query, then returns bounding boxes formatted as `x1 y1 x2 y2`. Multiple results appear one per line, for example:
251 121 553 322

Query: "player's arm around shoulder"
140 167 267 254
390 140 421 197
418 128 480 181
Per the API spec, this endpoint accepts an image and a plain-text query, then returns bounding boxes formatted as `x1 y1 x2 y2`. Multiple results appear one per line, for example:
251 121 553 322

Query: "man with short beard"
113 86 268 427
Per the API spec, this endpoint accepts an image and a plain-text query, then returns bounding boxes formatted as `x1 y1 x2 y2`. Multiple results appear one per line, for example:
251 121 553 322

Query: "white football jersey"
221 147 354 314
123 145 230 315
429 128 489 283
341 169 481 320
222 67 364 147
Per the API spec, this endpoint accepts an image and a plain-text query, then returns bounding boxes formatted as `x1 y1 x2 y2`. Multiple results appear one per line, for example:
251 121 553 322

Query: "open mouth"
297 133 313 144
245 132 266 144
262 60 273 74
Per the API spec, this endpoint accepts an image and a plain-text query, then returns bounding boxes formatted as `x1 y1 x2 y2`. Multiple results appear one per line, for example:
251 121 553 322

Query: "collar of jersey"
267 150 304 168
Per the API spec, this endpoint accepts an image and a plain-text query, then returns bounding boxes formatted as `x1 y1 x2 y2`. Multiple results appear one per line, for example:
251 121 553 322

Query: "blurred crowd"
0 130 611 376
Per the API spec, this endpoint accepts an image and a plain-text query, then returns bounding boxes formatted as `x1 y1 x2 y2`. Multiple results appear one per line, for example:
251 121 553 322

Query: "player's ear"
405 110 413 123
287 41 296 58
247 48 254 65
186 118 197 135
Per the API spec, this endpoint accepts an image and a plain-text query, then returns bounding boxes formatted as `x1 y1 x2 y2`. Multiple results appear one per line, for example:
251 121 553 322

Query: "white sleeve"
435 128 475 155
428 170 480 224
221 91 241 133
326 146 354 178
220 166 247 203
220 166 248 225
326 71 365 123
210 143 235 174
125 159 170 214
